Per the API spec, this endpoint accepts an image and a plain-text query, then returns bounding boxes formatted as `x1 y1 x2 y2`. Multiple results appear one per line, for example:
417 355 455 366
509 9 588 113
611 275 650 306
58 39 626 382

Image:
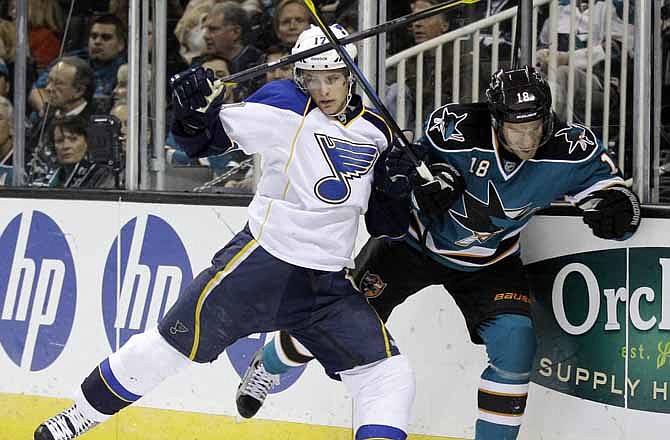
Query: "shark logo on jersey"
555 123 596 155
314 133 379 204
450 181 536 247
428 107 468 143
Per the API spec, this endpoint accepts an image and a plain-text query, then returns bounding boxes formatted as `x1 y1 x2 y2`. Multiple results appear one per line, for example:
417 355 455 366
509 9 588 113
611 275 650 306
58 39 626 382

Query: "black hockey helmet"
486 65 554 151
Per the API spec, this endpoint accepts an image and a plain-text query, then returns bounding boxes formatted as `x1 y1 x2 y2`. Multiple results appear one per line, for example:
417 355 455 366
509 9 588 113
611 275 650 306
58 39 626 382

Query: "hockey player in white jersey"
34 24 416 440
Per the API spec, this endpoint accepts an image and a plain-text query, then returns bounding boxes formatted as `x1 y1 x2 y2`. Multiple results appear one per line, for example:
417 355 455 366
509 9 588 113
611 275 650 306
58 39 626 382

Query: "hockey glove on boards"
412 162 465 217
578 186 641 240
170 67 226 135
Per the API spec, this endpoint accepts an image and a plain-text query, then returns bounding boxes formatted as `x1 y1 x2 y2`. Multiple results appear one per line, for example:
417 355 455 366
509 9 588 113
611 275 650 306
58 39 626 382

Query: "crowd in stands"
0 0 666 194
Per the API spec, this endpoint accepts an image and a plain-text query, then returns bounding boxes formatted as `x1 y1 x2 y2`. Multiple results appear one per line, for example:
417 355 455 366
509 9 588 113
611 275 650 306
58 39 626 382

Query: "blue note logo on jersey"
226 333 307 393
555 123 596 155
428 107 468 143
450 181 535 247
314 133 379 204
0 211 76 371
101 215 193 350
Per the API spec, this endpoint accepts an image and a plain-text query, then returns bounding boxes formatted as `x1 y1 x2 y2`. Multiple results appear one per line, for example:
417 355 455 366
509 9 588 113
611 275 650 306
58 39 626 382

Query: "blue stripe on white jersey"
245 79 311 116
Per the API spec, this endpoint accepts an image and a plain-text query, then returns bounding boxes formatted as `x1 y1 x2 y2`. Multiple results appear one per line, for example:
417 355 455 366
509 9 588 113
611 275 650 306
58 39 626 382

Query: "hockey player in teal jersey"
235 65 641 440
34 24 417 440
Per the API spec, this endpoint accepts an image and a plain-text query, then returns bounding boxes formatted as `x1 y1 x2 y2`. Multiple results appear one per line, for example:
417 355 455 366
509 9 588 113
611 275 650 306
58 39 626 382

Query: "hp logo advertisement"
0 209 305 393
102 215 194 349
0 211 77 371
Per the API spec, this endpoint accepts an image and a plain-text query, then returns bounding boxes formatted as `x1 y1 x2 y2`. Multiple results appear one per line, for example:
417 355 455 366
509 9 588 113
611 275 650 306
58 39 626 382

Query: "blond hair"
0 96 14 137
29 0 64 33
174 0 214 62
0 19 16 61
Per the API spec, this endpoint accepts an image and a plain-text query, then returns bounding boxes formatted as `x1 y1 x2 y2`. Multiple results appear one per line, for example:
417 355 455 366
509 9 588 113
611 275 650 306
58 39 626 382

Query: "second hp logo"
102 215 193 349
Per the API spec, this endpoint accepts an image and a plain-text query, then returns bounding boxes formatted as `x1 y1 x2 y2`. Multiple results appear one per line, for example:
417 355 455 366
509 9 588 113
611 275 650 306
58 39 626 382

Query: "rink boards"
0 196 668 439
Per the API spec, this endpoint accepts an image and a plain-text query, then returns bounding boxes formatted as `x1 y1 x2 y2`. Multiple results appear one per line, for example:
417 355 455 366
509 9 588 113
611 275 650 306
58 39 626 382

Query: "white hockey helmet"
291 24 357 71
291 24 357 116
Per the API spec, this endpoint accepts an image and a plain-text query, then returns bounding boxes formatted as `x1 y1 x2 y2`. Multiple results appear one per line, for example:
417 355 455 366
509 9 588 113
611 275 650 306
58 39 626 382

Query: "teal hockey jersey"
408 102 623 271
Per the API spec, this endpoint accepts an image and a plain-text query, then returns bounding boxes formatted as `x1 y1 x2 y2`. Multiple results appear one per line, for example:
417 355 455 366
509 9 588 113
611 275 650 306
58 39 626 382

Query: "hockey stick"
215 0 480 87
302 0 438 180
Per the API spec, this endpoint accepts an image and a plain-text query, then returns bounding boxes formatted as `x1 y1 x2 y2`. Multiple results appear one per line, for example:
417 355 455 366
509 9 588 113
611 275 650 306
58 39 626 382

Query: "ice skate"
235 348 280 418
34 404 99 440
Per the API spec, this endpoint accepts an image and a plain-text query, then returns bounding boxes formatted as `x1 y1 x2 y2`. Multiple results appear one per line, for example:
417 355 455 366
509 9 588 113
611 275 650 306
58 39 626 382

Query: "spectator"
8 0 64 70
0 95 12 159
200 2 264 98
410 0 449 45
31 115 117 188
109 102 128 187
29 14 127 115
174 0 213 64
201 56 236 102
26 56 96 180
0 61 10 97
0 16 16 64
385 0 490 132
0 96 11 185
536 0 634 138
112 63 128 105
202 2 264 70
110 102 128 146
385 0 452 131
264 45 292 83
38 57 96 119
272 0 311 49
85 14 128 96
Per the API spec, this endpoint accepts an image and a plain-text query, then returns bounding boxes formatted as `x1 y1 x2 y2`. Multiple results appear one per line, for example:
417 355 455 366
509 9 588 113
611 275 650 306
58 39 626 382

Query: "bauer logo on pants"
0 211 77 371
102 214 193 350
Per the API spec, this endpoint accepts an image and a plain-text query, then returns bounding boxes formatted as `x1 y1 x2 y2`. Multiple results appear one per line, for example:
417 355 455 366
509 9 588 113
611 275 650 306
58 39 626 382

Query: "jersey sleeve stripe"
362 110 393 145
565 177 625 204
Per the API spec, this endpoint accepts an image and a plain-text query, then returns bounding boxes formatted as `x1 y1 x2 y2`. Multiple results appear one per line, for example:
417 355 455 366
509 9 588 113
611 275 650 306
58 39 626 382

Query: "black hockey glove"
412 162 465 217
377 146 421 200
170 67 226 135
578 186 641 240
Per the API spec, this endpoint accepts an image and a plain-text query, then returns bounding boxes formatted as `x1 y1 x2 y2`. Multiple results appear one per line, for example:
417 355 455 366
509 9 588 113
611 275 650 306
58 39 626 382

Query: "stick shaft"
303 0 431 176
220 0 479 85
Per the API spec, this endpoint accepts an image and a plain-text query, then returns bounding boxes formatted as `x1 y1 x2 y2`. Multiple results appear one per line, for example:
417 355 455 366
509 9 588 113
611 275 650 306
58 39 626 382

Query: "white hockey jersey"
214 80 392 271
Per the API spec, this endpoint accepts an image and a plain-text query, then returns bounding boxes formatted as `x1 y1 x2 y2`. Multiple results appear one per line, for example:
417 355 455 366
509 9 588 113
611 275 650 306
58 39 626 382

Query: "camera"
86 114 122 167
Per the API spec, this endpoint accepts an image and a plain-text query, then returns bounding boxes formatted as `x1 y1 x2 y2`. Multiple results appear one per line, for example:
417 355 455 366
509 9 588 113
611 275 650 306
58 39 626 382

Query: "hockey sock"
262 338 291 375
475 314 536 440
340 355 415 440
356 425 407 439
80 327 191 416
262 332 314 374
475 419 520 440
